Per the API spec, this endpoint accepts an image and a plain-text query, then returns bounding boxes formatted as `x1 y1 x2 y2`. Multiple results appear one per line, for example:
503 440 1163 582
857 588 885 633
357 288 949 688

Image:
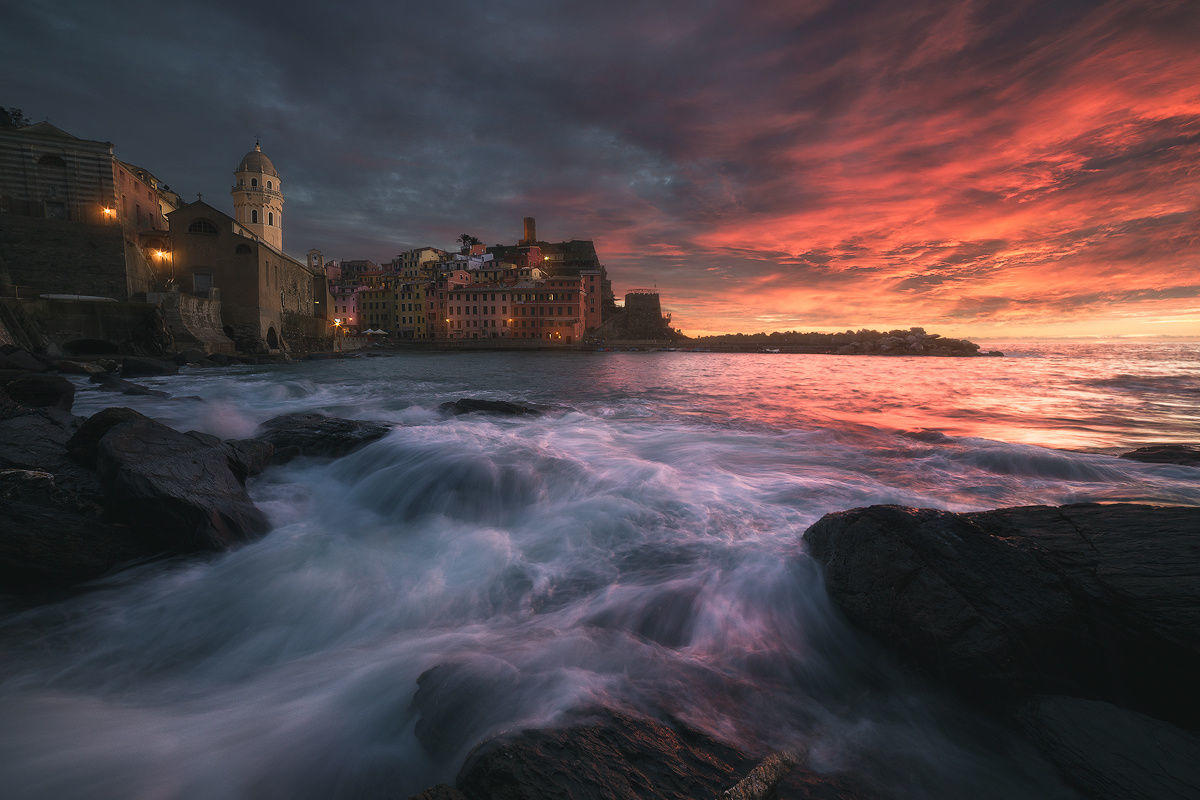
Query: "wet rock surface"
450 708 866 800
804 502 1200 798
94 415 270 552
440 398 541 417
252 412 390 463
1016 695 1200 800
1121 443 1200 467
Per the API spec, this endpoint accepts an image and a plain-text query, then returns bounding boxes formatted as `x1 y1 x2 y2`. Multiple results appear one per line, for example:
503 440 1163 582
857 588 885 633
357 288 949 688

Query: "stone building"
165 143 327 353
487 217 615 323
0 121 158 300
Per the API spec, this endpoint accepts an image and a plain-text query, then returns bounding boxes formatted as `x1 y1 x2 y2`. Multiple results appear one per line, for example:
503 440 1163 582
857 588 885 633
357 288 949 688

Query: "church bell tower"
231 141 283 250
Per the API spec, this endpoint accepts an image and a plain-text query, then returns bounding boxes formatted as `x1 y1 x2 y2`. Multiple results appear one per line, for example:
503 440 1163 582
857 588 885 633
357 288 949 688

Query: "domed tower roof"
236 141 279 177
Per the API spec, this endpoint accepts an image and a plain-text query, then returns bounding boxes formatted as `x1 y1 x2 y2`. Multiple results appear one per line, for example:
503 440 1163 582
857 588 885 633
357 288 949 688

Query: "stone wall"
147 290 236 354
281 311 333 354
0 215 141 299
14 296 172 354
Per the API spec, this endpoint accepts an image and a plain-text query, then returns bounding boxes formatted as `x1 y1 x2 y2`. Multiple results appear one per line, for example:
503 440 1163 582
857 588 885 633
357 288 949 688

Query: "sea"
1 341 1198 798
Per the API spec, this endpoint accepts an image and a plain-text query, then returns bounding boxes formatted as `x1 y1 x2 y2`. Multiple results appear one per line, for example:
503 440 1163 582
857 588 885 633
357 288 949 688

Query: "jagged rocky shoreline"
3 357 1198 798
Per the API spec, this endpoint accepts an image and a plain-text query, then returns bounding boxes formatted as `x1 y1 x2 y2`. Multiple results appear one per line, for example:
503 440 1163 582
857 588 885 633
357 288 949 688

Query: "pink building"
330 285 361 331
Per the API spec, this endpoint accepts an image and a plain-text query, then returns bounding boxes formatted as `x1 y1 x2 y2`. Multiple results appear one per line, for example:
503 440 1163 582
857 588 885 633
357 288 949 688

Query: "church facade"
166 143 328 352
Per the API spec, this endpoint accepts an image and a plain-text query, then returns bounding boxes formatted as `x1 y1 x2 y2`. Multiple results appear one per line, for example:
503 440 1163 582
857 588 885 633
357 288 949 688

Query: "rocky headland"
691 327 1002 356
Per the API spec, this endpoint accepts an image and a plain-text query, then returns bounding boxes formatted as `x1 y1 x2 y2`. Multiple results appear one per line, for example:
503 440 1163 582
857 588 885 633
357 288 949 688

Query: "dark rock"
173 349 208 366
90 372 170 397
440 398 541 417
0 409 79 474
803 503 1200 728
62 339 119 356
3 374 74 411
455 708 867 800
410 787 468 800
1121 444 1200 467
253 412 390 464
0 349 47 372
67 407 147 467
55 359 106 376
1016 695 1200 800
0 468 146 593
456 708 753 800
119 356 179 378
94 416 270 552
411 656 522 760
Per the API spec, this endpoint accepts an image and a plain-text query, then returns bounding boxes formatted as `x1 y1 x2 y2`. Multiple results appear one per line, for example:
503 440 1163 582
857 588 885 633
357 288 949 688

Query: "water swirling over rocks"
0 344 1197 798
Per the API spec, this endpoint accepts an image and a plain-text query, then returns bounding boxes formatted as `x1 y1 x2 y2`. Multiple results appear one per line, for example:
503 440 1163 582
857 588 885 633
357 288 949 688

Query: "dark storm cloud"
3 0 1199 334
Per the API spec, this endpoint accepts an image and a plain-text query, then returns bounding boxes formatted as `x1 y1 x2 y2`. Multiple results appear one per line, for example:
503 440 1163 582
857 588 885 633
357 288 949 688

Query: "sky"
3 0 1198 337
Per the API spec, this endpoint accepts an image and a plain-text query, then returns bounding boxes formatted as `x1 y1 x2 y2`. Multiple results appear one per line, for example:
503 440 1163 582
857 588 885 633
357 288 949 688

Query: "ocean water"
1 342 1198 799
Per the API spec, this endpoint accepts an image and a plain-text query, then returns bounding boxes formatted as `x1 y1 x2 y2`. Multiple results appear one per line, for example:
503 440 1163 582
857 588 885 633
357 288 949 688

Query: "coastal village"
0 112 678 359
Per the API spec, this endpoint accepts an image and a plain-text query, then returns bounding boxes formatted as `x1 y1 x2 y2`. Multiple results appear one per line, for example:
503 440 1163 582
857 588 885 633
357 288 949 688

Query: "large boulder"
253 412 390 464
440 398 541 417
803 503 1200 727
119 356 179 378
93 415 271 552
1121 444 1200 467
3 374 75 411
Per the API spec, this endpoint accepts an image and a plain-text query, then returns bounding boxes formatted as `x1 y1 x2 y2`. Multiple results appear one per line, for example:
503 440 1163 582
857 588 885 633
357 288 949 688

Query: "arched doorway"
266 326 279 350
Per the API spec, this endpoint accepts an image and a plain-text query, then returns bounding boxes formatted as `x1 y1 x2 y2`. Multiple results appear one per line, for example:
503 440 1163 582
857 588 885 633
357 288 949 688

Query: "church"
166 142 329 352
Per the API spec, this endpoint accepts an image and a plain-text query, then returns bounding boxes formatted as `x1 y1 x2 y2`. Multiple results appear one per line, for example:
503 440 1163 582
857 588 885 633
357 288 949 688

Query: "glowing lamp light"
101 207 115 217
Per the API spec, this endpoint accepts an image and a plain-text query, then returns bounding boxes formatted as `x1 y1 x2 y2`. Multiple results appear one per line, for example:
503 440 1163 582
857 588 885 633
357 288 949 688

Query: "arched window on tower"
266 180 272 189
251 178 258 187
268 212 274 226
251 209 258 223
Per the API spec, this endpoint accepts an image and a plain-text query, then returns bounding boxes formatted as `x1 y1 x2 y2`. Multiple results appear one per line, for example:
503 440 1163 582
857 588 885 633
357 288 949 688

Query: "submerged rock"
90 372 170 397
440 398 541 417
1121 444 1200 467
803 503 1200 725
253 412 390 463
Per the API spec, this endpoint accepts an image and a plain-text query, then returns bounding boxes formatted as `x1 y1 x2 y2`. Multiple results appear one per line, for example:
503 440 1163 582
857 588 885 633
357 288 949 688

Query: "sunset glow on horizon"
6 0 1199 338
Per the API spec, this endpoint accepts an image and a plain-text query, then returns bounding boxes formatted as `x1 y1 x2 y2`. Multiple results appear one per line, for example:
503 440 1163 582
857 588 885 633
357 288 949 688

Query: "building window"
187 218 218 235
267 180 272 189
251 178 258 187
193 272 213 294
268 212 274 226
251 210 258 223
